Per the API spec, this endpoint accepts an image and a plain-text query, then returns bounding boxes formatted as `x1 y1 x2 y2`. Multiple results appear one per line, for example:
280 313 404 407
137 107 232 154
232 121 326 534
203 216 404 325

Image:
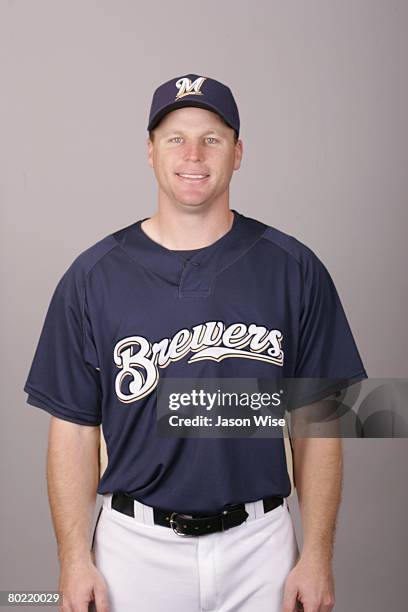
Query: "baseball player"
24 74 367 612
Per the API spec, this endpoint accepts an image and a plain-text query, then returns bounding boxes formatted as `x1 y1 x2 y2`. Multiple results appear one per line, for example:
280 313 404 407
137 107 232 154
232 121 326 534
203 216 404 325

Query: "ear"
233 139 243 171
147 137 154 168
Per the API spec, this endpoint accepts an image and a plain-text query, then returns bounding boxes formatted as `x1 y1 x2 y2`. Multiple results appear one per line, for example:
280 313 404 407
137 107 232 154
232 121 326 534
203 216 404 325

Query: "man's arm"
293 436 343 563
47 416 109 612
282 405 340 611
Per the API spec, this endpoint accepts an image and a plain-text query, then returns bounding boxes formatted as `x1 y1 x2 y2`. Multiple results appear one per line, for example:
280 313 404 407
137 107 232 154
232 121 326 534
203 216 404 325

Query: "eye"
206 137 218 144
169 137 183 143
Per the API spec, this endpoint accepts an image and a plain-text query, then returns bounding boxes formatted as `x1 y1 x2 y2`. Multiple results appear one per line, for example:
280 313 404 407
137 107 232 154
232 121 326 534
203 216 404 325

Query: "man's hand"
282 555 335 612
58 559 109 612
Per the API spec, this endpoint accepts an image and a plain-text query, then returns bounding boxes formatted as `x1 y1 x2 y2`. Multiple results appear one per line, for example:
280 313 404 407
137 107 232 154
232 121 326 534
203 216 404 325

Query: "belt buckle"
169 512 195 537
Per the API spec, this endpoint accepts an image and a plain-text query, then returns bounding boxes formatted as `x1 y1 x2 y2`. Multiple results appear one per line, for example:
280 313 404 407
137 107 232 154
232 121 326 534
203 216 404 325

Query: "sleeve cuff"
24 384 102 426
287 370 368 411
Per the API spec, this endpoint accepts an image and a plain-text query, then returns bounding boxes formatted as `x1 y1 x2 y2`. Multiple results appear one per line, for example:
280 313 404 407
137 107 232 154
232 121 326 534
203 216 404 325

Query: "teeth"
178 173 207 179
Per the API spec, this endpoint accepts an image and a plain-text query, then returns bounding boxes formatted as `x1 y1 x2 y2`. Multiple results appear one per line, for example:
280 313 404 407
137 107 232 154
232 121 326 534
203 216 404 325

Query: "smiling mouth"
176 173 210 182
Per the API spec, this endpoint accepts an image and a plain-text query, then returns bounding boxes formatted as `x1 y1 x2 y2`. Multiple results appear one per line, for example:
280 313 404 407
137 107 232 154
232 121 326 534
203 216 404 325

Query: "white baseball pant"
91 493 300 611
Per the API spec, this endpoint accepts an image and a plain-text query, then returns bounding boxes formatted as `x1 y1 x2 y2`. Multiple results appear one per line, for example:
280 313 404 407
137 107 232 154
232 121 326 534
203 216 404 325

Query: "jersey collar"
114 210 266 298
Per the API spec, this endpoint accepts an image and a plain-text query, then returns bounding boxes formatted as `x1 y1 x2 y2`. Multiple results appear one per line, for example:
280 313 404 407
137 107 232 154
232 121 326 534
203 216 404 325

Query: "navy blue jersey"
24 210 367 513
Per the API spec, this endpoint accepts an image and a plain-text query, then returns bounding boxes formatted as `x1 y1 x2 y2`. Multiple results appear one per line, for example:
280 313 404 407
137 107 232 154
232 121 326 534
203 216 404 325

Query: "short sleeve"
23 262 102 426
292 247 367 405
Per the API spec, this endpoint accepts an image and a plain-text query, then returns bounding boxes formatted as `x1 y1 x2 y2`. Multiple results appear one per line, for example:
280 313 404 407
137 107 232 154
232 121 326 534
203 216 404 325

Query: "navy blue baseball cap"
147 74 240 137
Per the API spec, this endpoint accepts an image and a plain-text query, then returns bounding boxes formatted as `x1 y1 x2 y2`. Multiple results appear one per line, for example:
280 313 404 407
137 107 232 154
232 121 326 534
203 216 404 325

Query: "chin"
177 200 209 209
173 191 212 207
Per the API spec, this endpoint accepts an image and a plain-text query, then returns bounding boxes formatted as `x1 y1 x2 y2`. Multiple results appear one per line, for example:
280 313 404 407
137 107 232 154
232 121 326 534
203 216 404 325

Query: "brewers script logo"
113 321 284 403
175 76 207 100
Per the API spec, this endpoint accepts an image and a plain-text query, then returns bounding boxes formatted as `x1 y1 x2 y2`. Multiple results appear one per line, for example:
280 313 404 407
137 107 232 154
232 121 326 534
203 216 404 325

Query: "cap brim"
148 99 236 134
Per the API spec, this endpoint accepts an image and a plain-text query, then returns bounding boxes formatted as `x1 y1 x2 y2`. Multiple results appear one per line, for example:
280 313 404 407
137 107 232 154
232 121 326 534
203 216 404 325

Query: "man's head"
147 74 243 211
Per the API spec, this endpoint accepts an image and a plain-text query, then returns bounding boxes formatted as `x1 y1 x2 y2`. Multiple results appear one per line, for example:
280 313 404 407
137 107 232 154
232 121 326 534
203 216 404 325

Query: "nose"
183 140 203 162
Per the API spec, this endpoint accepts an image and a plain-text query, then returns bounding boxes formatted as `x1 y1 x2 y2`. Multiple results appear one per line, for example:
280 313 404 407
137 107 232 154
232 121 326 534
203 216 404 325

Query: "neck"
141 203 234 250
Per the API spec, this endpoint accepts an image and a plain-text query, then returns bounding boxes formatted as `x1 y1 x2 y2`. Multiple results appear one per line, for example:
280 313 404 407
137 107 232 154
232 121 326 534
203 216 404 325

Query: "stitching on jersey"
260 228 303 269
210 232 266 288
77 239 120 371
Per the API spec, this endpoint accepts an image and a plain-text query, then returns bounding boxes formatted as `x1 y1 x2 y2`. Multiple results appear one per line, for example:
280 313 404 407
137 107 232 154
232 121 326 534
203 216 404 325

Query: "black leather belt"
111 492 284 537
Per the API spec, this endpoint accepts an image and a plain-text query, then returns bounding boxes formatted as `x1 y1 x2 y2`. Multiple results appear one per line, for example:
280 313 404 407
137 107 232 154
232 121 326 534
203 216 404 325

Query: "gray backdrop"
1 1 407 610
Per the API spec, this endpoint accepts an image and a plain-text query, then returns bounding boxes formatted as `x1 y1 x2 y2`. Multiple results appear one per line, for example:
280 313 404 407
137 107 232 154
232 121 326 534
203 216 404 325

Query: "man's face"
147 107 243 210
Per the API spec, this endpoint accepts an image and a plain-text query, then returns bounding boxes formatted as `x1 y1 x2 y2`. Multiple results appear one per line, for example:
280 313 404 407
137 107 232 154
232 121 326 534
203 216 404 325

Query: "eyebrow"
163 129 223 137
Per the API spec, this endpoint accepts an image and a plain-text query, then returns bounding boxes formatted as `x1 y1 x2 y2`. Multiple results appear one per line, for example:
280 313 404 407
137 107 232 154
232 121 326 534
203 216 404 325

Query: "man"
24 74 367 612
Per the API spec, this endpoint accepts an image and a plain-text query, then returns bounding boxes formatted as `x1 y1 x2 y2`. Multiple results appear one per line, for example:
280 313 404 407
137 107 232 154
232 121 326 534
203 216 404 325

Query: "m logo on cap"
175 76 207 100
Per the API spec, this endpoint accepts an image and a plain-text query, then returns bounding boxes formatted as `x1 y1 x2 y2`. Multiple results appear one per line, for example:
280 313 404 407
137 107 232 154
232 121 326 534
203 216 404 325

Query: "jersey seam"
79 241 122 368
113 240 165 278
260 232 307 354
211 227 303 289
260 231 304 269
82 240 121 283
212 233 265 284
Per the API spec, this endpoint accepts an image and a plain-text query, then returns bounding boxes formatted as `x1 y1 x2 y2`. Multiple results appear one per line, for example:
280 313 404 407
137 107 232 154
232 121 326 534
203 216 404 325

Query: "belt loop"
134 499 144 523
244 501 256 521
105 493 113 511
254 499 264 519
143 502 155 526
